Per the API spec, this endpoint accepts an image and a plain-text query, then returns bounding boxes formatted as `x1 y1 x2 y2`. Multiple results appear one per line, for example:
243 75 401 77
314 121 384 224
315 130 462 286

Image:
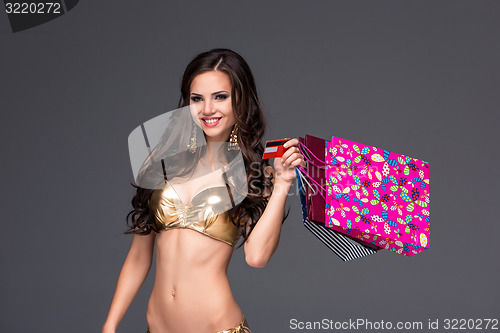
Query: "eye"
190 95 202 102
215 94 229 101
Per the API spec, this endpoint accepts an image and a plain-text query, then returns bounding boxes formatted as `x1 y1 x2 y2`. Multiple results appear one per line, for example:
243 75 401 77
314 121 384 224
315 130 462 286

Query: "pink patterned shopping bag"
325 136 430 256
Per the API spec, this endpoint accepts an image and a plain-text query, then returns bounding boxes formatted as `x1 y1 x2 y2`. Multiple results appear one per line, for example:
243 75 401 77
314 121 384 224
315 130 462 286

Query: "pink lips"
201 117 221 127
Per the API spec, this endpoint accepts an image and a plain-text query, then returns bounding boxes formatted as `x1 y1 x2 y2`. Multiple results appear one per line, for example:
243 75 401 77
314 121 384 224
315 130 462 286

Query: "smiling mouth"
202 117 222 126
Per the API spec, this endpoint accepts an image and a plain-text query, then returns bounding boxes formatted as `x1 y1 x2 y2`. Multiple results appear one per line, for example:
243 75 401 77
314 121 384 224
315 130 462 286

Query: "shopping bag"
325 136 430 256
302 135 326 224
296 168 378 261
299 135 381 250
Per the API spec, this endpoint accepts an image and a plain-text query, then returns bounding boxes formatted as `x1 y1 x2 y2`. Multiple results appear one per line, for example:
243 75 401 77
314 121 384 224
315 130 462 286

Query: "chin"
203 129 230 142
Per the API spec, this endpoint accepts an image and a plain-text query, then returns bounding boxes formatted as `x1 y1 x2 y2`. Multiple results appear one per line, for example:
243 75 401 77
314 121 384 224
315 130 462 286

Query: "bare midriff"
146 228 243 333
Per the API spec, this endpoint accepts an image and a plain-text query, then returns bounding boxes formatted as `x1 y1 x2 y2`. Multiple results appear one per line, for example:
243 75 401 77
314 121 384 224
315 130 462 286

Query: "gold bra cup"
149 181 241 246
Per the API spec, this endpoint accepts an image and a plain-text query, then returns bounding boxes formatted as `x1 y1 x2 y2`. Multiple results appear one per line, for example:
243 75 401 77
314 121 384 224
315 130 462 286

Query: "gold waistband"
146 315 251 333
215 315 250 333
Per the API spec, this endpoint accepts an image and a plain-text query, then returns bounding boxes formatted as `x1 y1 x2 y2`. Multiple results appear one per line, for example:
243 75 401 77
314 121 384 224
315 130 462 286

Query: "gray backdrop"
1 1 499 332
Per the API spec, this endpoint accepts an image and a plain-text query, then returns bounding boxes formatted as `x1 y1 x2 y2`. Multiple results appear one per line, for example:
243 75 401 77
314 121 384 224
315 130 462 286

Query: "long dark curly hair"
125 48 289 247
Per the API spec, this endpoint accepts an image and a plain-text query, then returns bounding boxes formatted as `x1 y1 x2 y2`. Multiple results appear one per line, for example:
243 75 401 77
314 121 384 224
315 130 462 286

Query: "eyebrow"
190 90 230 96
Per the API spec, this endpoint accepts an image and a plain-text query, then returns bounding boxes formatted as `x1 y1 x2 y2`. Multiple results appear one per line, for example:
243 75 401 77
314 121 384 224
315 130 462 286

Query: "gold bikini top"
149 180 241 246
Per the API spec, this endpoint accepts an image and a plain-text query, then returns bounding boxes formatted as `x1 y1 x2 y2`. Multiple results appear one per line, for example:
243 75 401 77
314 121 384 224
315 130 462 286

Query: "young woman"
102 48 305 333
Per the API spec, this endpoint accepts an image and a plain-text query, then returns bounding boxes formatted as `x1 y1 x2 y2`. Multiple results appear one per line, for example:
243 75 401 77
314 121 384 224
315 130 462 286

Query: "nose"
201 99 216 115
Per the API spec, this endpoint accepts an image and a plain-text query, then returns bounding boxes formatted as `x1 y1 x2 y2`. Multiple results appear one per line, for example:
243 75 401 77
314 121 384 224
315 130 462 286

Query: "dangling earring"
188 125 197 153
228 124 240 151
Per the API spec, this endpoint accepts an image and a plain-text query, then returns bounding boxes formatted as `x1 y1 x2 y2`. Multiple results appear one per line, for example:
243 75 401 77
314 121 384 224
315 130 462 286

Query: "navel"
171 289 175 298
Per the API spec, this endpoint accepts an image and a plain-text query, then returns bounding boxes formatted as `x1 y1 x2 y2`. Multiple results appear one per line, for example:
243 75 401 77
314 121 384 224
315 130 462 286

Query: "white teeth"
204 118 220 124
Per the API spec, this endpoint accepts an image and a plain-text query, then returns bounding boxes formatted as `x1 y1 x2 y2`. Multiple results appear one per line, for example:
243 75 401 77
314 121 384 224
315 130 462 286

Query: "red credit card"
263 139 289 159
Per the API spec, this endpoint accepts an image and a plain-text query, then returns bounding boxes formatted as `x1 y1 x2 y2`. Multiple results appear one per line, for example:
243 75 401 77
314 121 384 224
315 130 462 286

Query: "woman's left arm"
244 138 305 268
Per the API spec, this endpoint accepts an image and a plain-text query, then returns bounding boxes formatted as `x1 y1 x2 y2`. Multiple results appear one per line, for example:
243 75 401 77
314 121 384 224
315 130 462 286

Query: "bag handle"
298 141 326 170
295 166 315 193
296 165 326 200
